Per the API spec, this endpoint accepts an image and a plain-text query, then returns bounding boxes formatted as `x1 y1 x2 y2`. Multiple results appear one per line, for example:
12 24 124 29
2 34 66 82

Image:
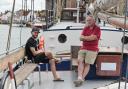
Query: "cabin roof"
49 22 85 30
48 21 120 31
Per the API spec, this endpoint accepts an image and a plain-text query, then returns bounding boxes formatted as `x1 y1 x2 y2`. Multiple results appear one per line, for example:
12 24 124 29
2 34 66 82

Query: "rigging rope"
123 0 128 88
6 0 16 54
118 0 128 89
19 0 24 46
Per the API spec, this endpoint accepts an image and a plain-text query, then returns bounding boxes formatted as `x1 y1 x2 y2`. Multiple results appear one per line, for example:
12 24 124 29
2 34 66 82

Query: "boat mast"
24 0 27 22
53 0 56 23
56 0 63 22
30 0 34 23
76 0 80 23
31 0 32 22
32 0 34 21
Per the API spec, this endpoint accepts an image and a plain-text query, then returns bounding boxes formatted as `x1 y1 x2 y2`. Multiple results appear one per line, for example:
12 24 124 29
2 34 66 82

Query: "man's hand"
37 49 45 54
30 47 45 56
80 35 97 41
80 35 86 41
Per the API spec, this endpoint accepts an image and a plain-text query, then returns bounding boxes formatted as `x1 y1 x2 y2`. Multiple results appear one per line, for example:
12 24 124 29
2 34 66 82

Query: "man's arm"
30 47 44 56
80 35 98 41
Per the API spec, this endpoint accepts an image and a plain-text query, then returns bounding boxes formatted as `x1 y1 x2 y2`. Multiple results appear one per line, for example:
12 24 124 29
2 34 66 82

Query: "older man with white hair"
74 15 101 87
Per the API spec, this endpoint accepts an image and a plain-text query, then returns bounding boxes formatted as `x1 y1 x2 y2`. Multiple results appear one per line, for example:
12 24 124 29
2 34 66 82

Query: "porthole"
58 34 67 43
121 36 128 44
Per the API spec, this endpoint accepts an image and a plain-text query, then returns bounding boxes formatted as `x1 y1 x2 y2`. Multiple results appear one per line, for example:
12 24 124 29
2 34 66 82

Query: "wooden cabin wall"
66 0 76 8
46 0 53 10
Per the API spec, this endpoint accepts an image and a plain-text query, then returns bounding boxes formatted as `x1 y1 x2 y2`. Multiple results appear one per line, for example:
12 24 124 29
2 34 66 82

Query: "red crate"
96 55 121 76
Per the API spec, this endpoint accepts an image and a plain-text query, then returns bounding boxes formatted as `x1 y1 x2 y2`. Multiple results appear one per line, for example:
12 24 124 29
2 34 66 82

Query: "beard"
32 35 38 39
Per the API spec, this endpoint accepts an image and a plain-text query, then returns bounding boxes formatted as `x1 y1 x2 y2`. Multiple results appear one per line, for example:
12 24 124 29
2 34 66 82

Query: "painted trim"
43 28 127 32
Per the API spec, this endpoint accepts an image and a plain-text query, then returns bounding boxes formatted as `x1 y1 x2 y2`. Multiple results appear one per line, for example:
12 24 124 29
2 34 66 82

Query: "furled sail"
98 12 128 29
88 0 120 15
88 0 128 29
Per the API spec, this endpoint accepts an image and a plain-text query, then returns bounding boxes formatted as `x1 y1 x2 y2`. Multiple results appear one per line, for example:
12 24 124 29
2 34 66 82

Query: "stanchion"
8 62 16 89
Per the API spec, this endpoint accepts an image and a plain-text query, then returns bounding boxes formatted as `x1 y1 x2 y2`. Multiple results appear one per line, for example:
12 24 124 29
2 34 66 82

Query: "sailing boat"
42 0 128 89
43 0 128 55
1 0 128 89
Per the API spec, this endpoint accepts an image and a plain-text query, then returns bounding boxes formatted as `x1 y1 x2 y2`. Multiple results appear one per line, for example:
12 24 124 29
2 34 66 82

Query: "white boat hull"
43 22 128 55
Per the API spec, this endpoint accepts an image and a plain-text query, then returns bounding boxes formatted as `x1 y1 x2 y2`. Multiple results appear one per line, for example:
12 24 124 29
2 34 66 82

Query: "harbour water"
0 24 36 56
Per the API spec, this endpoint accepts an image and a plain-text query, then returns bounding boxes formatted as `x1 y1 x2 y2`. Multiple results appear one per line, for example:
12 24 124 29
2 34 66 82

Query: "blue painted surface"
36 55 128 80
38 59 71 71
121 54 128 78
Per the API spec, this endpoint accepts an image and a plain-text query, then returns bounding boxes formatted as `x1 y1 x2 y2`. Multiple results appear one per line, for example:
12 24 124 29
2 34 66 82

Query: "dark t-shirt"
25 37 38 60
25 37 49 63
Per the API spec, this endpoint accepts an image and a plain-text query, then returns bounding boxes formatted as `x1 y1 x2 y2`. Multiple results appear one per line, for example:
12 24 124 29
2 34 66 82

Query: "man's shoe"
73 79 83 87
53 78 64 82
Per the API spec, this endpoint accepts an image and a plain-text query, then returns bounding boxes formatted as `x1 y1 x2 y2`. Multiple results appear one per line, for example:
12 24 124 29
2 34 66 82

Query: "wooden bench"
0 48 40 89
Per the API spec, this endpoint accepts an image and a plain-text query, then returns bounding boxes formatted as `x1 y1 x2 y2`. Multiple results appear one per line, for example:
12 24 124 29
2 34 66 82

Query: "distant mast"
24 0 27 21
30 0 34 23
76 0 80 23
56 0 62 22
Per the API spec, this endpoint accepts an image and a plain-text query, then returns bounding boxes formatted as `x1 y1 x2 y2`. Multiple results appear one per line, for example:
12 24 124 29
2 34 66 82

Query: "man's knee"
45 52 53 58
84 62 90 66
77 59 83 65
49 59 55 63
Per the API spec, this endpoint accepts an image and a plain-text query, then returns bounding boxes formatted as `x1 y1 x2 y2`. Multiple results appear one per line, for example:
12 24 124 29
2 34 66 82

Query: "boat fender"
38 36 45 50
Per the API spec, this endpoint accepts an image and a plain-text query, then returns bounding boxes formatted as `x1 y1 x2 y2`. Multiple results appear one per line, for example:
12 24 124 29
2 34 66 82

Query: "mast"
56 0 62 22
33 0 34 22
76 0 80 23
21 0 23 22
30 0 34 22
31 0 32 22
24 0 27 22
53 0 56 23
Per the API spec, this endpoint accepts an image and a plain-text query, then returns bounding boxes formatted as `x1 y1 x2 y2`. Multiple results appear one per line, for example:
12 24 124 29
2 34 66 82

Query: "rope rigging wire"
0 0 30 57
6 0 16 54
0 0 25 57
4 0 25 56
19 0 24 47
118 0 128 88
123 0 128 88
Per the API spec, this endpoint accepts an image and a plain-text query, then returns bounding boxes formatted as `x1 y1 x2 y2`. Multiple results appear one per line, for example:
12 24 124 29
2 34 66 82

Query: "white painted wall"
42 22 128 55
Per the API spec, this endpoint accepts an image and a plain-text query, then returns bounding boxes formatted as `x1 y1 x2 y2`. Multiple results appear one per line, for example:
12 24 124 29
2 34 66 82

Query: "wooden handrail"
0 48 25 72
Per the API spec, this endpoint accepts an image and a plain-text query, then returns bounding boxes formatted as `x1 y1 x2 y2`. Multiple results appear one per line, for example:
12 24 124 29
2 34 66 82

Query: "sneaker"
73 79 83 87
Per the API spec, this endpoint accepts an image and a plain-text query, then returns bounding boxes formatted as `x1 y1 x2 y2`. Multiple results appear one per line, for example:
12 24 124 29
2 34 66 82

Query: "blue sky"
0 0 46 12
